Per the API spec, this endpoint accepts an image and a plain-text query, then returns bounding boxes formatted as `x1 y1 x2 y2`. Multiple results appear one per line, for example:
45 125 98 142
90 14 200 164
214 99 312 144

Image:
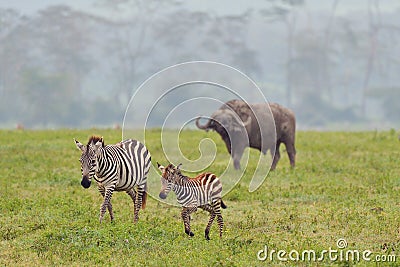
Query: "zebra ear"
176 163 182 170
157 162 164 171
74 139 85 152
93 140 103 153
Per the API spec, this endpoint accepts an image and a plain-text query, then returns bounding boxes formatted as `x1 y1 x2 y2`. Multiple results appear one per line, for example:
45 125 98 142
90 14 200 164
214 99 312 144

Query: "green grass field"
0 129 399 266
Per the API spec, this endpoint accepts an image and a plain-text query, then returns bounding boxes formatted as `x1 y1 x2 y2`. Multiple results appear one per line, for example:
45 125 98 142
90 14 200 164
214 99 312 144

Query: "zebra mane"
87 135 104 147
166 164 187 180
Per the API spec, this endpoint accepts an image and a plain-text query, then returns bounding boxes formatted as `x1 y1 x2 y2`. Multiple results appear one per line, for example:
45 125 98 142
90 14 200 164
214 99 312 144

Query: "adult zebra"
157 162 227 240
74 136 151 223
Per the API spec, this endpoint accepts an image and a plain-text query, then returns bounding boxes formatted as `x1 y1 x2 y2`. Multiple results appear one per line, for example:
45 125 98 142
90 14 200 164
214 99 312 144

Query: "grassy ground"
0 129 399 266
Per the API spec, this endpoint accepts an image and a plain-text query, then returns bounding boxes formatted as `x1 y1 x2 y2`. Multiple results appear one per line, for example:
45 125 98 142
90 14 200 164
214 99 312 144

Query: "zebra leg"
200 204 217 240
99 186 114 222
127 188 136 207
134 185 146 223
216 214 224 238
100 186 115 223
108 202 114 222
127 189 139 222
205 212 216 240
199 204 214 239
181 207 197 237
213 200 224 238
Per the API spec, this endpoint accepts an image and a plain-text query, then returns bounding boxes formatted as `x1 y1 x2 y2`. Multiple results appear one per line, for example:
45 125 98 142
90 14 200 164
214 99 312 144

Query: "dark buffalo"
196 99 296 170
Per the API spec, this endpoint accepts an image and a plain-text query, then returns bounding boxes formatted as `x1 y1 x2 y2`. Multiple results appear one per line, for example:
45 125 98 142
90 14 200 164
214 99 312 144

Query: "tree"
0 9 30 123
17 69 75 127
361 0 381 117
367 87 400 122
321 0 340 102
98 0 182 108
260 0 304 106
31 6 95 98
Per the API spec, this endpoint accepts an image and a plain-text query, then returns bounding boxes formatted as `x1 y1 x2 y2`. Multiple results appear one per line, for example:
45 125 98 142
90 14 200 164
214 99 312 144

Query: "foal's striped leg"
181 207 197 237
200 204 215 240
212 200 224 238
205 212 216 240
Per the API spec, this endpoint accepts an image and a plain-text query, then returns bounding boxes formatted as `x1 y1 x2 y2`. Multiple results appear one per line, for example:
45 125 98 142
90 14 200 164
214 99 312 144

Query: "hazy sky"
1 0 399 17
1 0 399 129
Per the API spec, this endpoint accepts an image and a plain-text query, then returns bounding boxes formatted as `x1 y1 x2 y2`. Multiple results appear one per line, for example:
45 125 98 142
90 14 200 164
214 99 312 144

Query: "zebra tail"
141 191 147 209
221 200 227 209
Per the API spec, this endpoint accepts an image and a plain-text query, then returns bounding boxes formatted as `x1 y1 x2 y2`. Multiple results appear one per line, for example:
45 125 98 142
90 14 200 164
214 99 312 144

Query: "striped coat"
158 163 226 240
75 136 151 223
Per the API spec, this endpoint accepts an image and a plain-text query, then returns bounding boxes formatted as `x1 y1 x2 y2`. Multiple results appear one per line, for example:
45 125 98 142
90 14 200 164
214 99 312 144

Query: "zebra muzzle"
159 192 167 199
81 176 91 189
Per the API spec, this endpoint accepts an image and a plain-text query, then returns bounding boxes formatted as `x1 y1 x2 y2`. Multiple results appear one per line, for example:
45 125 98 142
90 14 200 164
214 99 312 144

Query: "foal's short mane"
166 164 210 180
87 135 105 147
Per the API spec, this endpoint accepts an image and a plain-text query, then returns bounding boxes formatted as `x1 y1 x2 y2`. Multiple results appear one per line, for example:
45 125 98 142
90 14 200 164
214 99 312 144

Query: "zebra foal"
157 162 227 240
74 136 151 223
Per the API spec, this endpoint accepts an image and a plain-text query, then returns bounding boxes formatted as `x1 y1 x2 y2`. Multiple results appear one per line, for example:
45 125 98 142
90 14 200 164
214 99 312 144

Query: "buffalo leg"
285 141 296 168
271 142 281 170
232 146 245 170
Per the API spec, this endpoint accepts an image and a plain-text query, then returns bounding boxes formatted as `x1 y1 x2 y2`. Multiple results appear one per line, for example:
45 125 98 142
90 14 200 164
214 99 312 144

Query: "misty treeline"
0 0 399 129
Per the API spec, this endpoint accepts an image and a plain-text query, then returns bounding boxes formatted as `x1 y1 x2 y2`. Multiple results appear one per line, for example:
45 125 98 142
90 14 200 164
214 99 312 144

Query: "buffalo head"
195 109 251 133
196 108 251 169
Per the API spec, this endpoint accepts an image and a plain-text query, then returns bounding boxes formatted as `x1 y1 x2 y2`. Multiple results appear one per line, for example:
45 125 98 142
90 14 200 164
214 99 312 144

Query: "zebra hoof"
185 230 194 237
205 230 210 240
